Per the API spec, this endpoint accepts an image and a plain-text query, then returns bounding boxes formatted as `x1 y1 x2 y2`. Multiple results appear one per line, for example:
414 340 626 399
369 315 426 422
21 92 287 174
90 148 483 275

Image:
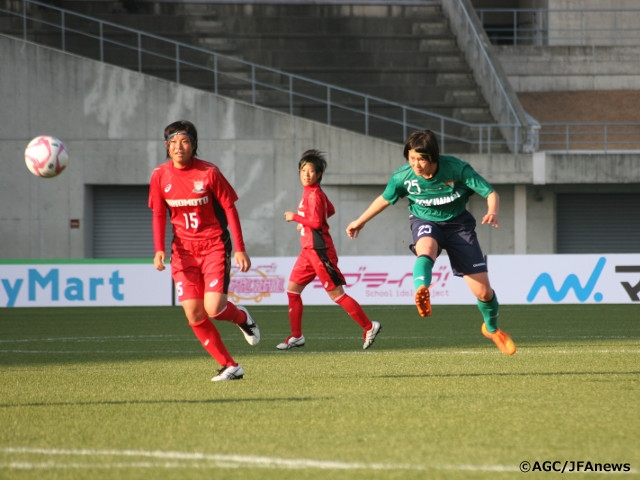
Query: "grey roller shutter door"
556 193 640 253
93 186 171 258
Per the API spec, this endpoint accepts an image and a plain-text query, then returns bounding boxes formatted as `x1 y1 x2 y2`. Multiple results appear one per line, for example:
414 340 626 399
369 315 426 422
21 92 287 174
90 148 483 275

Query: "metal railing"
538 122 640 153
442 0 531 153
2 0 637 153
0 0 525 153
476 8 640 46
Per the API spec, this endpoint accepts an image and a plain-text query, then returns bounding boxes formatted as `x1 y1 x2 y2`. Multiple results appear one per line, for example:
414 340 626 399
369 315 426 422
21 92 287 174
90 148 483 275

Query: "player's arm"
286 190 324 229
224 204 252 272
346 195 391 239
287 212 322 230
481 190 499 228
148 174 168 271
153 251 166 271
209 168 252 271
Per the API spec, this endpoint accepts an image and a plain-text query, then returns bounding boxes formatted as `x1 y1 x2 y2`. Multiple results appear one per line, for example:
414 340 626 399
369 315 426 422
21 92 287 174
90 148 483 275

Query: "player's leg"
464 274 515 355
445 212 515 355
412 236 438 317
329 285 370 329
201 243 260 345
206 292 260 346
172 246 245 379
463 271 498 330
184 299 237 366
409 217 441 317
181 296 242 380
443 212 497 325
329 286 382 350
277 255 314 350
412 237 438 289
286 281 305 338
315 249 381 349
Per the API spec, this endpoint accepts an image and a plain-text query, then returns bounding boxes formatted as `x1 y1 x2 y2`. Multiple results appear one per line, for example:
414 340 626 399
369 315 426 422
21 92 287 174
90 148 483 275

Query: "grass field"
0 304 638 479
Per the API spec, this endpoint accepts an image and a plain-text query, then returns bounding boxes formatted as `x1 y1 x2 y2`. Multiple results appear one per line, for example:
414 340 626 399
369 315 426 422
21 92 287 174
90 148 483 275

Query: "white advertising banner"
228 256 471 306
489 254 640 305
2 254 639 307
0 262 172 308
231 254 640 306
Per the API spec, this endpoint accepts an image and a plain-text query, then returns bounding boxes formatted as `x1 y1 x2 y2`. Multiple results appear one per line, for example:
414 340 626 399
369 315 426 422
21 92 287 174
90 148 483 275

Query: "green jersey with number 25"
381 154 494 222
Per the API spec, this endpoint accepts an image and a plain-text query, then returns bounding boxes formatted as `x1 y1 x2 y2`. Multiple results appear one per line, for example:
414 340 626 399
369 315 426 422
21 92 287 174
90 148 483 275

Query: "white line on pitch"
0 447 519 472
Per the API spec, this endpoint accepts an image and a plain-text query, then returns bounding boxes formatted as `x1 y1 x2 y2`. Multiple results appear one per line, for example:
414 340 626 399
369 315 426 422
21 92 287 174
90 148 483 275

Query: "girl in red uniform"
149 120 260 381
279 149 381 351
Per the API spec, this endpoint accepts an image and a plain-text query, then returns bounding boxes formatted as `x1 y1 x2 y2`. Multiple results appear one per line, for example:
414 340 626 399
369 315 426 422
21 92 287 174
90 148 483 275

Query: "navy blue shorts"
409 210 487 277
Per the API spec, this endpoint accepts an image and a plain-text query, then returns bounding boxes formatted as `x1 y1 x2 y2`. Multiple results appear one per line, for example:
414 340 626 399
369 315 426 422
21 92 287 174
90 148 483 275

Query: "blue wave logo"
527 257 606 303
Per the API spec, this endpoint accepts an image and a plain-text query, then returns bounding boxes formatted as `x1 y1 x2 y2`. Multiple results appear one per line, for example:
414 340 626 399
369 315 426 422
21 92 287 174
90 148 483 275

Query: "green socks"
413 255 434 290
478 292 499 332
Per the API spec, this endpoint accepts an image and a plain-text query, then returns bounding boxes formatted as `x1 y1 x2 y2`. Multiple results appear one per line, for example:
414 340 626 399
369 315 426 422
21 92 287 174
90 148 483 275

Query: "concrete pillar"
514 184 527 253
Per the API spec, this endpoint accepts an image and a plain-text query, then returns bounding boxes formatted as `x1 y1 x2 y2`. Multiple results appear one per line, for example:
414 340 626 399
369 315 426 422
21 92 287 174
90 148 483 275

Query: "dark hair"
163 120 198 158
403 129 440 164
298 149 327 183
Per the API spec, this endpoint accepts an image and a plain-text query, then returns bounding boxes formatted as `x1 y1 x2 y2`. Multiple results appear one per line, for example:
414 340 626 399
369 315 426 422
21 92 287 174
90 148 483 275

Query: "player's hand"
235 251 251 272
284 211 295 222
154 251 166 271
481 213 499 228
346 220 363 239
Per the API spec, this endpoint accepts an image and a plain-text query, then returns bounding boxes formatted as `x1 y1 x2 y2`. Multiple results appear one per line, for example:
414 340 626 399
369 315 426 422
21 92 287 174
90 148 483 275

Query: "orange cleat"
481 323 516 355
414 285 432 317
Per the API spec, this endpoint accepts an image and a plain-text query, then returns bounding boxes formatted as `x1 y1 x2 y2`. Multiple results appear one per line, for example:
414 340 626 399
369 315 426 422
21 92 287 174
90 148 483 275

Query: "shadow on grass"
377 370 640 379
0 396 330 409
1 305 639 366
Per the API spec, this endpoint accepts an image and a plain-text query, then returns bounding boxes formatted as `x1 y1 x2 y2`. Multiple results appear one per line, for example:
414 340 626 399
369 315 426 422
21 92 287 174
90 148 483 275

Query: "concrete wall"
0 34 404 260
496 45 640 92
2 34 640 260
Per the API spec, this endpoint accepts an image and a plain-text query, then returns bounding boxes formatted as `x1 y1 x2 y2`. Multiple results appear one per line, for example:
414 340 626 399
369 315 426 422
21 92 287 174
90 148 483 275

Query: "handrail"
0 0 525 153
2 1 638 153
441 0 535 153
537 122 640 153
476 8 640 46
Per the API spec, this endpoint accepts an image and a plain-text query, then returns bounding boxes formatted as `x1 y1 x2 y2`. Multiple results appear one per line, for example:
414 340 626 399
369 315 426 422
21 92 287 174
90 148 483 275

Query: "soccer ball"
24 135 69 178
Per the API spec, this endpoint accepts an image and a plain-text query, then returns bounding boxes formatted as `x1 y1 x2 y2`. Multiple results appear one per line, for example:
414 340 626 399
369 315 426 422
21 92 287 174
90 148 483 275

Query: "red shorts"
289 248 346 291
170 237 231 301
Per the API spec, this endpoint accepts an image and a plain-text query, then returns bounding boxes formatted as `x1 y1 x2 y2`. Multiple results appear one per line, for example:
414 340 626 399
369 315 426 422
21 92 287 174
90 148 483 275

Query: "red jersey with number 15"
148 158 245 254
290 183 336 251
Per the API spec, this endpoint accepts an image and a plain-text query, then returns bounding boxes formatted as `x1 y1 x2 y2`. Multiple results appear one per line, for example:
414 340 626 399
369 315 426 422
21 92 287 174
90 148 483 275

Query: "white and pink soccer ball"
24 135 69 178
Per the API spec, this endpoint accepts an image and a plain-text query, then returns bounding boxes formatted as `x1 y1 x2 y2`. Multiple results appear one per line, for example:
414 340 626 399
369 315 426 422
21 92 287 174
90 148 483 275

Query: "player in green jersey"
346 129 516 355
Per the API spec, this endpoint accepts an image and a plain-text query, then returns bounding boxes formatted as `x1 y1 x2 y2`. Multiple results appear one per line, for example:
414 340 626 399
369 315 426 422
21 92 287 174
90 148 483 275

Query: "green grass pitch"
0 304 638 479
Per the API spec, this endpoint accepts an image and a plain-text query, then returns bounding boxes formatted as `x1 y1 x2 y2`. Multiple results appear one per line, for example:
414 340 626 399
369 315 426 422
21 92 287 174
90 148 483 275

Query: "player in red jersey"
149 120 260 381
278 149 381 351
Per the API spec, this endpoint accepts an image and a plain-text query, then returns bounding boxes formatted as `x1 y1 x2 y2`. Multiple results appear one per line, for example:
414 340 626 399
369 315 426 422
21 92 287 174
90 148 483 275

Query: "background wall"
1 34 638 260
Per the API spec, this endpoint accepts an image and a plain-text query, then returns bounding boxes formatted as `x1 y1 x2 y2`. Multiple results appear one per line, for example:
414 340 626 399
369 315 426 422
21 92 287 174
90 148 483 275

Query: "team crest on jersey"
444 180 456 188
192 181 205 193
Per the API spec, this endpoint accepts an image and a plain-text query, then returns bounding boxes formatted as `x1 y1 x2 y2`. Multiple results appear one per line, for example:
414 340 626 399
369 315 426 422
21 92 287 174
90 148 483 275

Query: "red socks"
286 291 372 337
211 302 247 325
190 318 235 366
287 290 303 337
335 293 372 330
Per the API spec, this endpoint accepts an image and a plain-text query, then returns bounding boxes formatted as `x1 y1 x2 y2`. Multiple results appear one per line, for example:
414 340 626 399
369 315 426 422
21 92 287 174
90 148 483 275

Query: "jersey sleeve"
148 169 167 253
209 167 246 252
224 204 246 252
292 188 325 230
381 174 405 205
326 196 336 218
461 164 494 198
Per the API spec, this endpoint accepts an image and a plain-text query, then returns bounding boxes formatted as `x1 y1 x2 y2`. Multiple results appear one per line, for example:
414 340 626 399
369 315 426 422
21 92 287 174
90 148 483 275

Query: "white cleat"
276 335 306 350
363 321 381 350
212 364 244 381
237 306 260 346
